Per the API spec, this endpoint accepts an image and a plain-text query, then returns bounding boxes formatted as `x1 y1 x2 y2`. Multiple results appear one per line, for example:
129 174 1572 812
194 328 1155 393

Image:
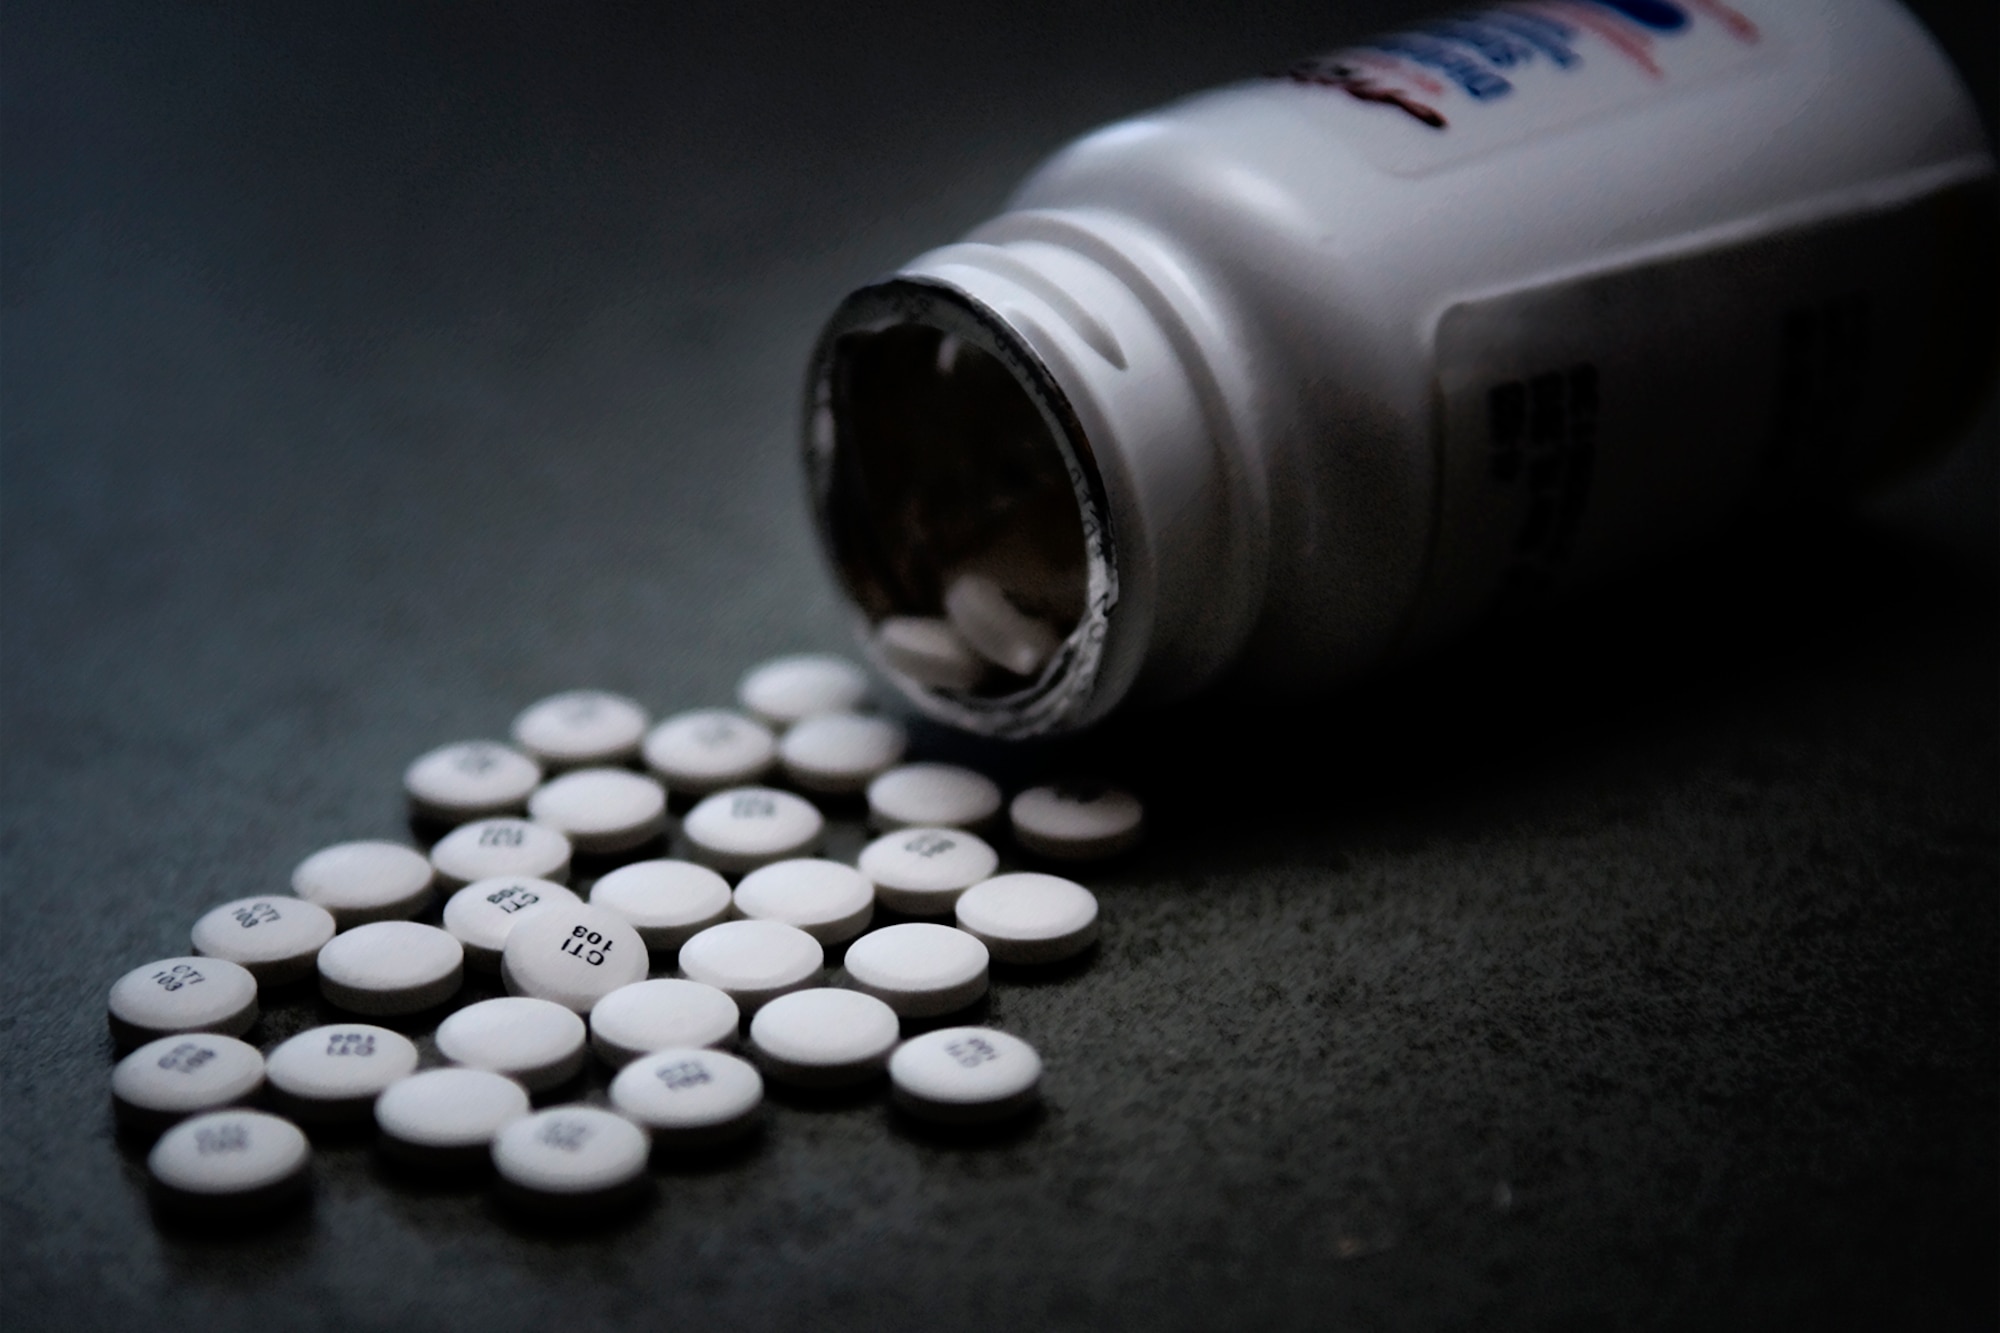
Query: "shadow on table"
913 510 1996 867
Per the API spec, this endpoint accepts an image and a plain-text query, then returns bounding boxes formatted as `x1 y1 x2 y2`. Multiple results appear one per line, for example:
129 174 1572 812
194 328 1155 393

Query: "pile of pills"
107 653 1142 1225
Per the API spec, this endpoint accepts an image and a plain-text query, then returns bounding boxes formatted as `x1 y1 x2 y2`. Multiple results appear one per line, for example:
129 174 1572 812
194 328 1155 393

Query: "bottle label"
1287 2 1773 175
1416 175 1994 633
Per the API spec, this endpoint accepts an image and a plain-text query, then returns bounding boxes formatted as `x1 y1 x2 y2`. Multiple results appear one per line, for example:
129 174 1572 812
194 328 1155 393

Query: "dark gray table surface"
4 2 1995 1329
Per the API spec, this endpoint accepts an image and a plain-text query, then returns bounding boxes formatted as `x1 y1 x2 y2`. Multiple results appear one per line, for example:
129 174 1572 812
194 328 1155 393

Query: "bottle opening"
804 279 1117 735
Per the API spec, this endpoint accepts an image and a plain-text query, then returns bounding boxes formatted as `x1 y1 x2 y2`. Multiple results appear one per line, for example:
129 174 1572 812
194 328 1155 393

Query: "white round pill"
374 1068 531 1166
681 787 824 874
500 903 648 1014
403 740 543 823
264 1024 421 1121
872 616 985 693
867 762 1004 833
315 921 464 1015
609 1048 762 1147
748 988 899 1088
111 1035 265 1131
889 1026 1043 1124
857 827 1000 916
148 1109 310 1215
737 653 869 728
441 877 581 972
944 573 1062 678
527 767 667 855
642 709 777 795
732 859 875 946
676 919 824 1014
492 1106 649 1199
590 979 740 1066
108 956 259 1046
777 712 907 795
510 689 650 769
429 817 572 889
1009 781 1144 861
841 923 989 1017
189 896 337 985
954 872 1101 964
589 860 732 952
435 997 587 1092
290 840 436 929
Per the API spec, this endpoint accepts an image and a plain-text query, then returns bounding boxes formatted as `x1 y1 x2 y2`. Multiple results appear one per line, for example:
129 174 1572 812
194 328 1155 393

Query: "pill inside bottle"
813 322 1099 730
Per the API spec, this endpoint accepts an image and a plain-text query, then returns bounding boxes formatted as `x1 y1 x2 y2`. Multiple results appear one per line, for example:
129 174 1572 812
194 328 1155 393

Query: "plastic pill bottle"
803 0 1996 737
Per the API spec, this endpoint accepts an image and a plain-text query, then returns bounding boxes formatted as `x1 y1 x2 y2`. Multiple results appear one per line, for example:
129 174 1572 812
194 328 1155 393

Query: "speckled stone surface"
4 2 1994 1330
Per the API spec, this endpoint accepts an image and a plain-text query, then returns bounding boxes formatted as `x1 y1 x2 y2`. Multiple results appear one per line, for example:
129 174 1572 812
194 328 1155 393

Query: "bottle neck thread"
805 213 1263 735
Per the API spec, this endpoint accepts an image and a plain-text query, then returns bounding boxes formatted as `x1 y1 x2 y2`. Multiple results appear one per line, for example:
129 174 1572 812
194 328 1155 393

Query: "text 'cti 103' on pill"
375 1068 532 1171
841 923 990 1018
871 616 986 693
588 979 740 1067
609 1048 763 1149
588 860 732 952
442 877 580 972
866 762 1003 833
1009 781 1144 861
112 1034 265 1133
263 1024 420 1123
315 922 464 1016
189 896 336 985
954 872 1100 965
290 841 436 929
737 654 869 729
511 690 650 769
435 997 588 1093
857 827 999 916
777 712 908 795
676 919 824 1015
642 709 777 795
731 859 875 946
429 818 572 890
748 988 900 1089
491 1106 651 1212
889 1027 1043 1125
148 1109 312 1218
500 903 648 1014
108 957 259 1048
527 768 668 856
680 787 824 874
403 741 542 824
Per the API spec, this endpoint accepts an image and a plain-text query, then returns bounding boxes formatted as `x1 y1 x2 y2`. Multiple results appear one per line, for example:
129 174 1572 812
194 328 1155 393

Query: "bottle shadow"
1012 512 1994 864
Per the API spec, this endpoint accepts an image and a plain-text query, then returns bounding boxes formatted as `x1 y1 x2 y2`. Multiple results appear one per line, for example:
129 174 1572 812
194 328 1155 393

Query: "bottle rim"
803 276 1121 737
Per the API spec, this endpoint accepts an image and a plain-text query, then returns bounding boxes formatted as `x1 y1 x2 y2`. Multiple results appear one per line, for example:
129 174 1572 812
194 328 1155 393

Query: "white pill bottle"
804 0 1996 737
